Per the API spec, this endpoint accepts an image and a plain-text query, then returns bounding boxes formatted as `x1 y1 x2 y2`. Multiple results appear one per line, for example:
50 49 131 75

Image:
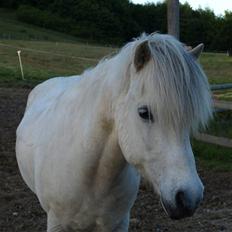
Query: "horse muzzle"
161 188 203 220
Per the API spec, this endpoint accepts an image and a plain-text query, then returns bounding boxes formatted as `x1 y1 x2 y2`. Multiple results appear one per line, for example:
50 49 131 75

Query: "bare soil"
0 87 231 232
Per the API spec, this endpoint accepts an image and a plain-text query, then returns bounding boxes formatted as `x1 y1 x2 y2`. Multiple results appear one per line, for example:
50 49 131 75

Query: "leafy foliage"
17 5 74 33
1 0 232 50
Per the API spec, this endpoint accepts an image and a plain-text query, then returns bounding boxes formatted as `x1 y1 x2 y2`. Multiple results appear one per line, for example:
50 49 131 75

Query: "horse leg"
47 211 65 232
113 213 130 232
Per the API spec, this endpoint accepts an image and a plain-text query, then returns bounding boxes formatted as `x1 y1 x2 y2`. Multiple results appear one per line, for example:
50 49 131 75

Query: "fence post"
228 48 232 57
167 0 180 39
17 50 25 80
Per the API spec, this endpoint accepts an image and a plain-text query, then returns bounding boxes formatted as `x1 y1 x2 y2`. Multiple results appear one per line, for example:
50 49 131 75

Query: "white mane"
82 33 212 132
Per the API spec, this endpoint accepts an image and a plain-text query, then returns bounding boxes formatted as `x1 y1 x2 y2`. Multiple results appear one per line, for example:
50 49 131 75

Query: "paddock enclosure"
0 87 232 231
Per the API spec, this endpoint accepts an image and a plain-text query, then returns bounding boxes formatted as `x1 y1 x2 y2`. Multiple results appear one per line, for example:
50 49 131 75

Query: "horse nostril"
175 191 186 209
175 190 197 218
161 189 203 220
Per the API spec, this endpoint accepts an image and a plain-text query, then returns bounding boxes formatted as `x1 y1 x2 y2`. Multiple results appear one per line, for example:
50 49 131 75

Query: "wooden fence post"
228 48 232 57
167 0 180 39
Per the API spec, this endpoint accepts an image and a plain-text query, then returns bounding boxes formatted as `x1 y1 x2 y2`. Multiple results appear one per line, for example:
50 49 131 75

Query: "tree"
10 0 232 49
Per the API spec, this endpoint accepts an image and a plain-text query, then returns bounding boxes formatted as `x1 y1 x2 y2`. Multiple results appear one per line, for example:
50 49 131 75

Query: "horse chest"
62 166 140 231
65 195 127 230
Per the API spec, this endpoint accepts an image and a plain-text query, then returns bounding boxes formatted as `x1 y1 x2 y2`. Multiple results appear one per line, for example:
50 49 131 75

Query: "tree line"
1 0 232 51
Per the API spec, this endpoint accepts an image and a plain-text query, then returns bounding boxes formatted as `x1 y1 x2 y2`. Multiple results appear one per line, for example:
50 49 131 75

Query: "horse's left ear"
134 41 151 72
189 43 204 59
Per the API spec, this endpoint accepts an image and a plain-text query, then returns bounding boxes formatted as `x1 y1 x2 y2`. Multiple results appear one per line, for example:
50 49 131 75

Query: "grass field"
1 40 232 89
0 8 116 87
200 52 232 84
0 40 116 87
1 8 232 87
0 7 231 170
192 139 232 171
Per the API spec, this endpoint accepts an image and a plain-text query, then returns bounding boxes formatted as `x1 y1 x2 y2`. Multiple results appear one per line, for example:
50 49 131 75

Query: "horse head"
114 33 212 219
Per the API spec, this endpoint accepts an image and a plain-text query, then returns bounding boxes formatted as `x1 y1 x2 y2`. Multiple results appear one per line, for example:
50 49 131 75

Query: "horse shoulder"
16 75 81 194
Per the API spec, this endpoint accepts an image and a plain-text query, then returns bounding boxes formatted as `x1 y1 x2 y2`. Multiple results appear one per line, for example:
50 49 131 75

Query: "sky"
131 0 232 16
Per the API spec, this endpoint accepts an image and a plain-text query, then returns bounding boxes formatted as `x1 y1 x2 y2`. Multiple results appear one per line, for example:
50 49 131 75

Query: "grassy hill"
0 39 116 87
0 7 232 88
0 8 80 42
0 8 117 87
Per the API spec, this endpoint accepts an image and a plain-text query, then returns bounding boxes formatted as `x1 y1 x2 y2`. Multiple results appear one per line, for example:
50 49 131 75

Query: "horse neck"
81 46 132 122
78 58 132 194
92 126 129 196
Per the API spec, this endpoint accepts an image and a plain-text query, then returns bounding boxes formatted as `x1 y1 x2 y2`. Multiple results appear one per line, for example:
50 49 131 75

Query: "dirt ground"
0 87 232 232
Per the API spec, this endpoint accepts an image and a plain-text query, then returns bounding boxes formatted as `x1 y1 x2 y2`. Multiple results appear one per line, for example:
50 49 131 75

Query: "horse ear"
189 43 204 59
134 41 151 72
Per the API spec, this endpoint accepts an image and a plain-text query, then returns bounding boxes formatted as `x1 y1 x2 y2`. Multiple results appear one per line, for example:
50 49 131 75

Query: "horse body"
16 33 212 231
17 72 140 231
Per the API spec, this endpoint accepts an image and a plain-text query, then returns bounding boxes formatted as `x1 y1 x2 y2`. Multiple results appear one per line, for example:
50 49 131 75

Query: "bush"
16 4 123 44
17 5 73 33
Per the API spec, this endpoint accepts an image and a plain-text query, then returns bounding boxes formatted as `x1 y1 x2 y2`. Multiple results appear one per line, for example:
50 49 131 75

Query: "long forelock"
84 33 212 132
133 34 212 132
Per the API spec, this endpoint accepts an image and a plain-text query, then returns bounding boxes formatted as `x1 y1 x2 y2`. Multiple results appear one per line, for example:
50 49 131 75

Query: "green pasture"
192 140 232 171
0 8 232 87
0 7 231 171
1 40 232 89
0 8 116 87
200 53 232 84
0 40 116 87
205 111 232 138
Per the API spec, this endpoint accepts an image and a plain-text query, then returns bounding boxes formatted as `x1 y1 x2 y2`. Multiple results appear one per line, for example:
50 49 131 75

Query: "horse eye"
138 106 154 122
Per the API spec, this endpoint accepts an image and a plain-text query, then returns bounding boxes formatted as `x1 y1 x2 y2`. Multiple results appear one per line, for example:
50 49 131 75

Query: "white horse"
16 33 212 232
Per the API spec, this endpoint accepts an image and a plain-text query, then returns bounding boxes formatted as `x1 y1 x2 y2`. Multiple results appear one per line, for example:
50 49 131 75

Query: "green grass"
0 7 232 87
198 108 232 140
200 52 232 84
1 41 232 87
192 140 232 171
193 110 232 171
0 8 118 86
0 39 116 87
213 89 232 101
205 111 232 139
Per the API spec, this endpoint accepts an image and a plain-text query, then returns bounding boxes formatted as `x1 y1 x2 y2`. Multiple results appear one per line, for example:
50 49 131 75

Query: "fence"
195 83 232 148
